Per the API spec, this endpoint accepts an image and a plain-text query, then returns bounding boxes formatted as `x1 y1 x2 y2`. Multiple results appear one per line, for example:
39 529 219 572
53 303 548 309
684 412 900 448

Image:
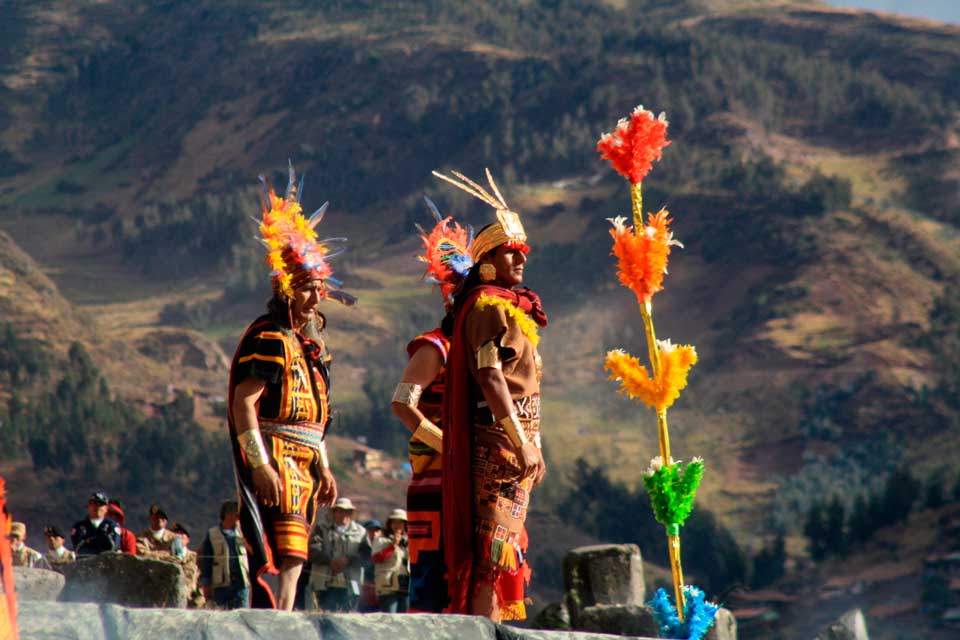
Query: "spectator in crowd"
136 504 184 559
9 522 47 569
106 499 137 554
71 492 121 556
172 522 203 608
308 497 369 612
199 500 249 610
358 519 383 612
372 509 410 613
42 525 75 572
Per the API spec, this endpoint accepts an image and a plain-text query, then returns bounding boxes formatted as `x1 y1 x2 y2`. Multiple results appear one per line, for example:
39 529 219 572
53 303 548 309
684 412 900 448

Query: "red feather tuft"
597 105 671 184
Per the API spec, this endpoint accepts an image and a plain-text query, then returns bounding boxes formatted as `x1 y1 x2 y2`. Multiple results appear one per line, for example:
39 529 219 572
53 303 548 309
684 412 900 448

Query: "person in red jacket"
107 499 137 554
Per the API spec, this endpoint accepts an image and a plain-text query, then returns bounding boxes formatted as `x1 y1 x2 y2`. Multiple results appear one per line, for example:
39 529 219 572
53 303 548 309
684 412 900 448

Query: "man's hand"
517 442 543 481
318 467 338 507
534 455 547 486
252 465 282 508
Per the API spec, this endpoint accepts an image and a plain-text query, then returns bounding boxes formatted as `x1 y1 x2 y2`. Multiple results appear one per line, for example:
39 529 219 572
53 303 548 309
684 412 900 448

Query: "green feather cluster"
642 457 704 531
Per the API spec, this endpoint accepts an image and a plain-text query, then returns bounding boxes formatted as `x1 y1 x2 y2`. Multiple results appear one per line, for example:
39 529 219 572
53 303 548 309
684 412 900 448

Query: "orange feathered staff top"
608 211 682 305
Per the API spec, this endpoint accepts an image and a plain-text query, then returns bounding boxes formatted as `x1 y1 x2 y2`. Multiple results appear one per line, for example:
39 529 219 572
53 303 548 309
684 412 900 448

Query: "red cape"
441 285 546 614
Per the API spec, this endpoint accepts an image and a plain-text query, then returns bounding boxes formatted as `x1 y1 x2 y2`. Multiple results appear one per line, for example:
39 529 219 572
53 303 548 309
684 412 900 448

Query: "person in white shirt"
372 509 410 613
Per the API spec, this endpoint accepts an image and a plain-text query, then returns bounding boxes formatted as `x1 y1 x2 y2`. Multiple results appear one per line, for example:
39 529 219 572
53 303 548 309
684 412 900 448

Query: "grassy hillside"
0 0 957 633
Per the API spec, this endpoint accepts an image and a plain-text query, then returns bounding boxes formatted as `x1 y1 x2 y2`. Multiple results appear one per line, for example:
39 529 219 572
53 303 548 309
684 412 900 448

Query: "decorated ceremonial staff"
598 107 718 640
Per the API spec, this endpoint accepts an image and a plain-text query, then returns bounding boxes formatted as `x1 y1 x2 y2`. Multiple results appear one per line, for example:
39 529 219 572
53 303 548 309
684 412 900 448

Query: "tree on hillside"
847 493 872 545
750 530 786 589
803 501 828 561
824 495 847 557
881 467 920 526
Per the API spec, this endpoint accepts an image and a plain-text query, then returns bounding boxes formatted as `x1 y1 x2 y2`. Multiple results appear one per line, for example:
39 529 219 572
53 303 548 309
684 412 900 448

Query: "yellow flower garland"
474 293 540 349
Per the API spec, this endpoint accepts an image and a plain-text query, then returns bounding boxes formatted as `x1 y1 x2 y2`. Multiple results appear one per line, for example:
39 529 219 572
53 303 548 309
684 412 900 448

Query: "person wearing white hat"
307 497 369 611
372 508 410 613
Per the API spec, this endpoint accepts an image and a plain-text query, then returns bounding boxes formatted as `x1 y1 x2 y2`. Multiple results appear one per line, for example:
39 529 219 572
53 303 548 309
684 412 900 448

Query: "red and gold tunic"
405 328 449 613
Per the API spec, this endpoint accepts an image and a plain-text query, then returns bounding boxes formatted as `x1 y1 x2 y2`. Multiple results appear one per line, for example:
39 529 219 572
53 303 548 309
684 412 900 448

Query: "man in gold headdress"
228 162 354 610
434 169 547 622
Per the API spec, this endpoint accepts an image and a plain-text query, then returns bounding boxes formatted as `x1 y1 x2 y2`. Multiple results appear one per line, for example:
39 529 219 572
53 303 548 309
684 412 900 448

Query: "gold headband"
431 168 527 262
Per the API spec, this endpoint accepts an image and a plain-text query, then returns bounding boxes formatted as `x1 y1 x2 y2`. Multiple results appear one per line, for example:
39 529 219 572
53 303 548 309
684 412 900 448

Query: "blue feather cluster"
648 586 719 640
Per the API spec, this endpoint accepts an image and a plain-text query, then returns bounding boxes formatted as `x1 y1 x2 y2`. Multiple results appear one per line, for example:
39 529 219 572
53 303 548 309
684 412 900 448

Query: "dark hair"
450 261 485 320
440 311 455 337
219 500 240 521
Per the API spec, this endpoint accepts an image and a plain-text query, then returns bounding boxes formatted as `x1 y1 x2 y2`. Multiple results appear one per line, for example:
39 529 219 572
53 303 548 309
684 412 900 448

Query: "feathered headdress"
416 196 474 308
431 168 528 261
257 161 355 306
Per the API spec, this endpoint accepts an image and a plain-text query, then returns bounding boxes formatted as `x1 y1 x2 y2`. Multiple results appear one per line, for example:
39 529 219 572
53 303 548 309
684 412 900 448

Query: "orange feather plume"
605 341 698 411
597 106 670 184
609 209 682 304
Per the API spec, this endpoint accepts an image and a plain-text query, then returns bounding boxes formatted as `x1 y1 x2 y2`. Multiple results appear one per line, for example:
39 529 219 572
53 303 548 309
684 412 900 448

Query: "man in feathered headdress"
389 197 474 613
227 162 355 610
433 169 548 622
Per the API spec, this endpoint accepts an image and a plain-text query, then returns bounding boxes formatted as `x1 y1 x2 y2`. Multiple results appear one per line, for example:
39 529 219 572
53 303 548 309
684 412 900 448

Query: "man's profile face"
7 534 22 550
45 534 64 550
332 508 352 526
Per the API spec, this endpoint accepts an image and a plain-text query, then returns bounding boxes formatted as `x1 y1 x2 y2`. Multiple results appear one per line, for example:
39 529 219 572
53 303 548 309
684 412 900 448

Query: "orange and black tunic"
228 315 331 609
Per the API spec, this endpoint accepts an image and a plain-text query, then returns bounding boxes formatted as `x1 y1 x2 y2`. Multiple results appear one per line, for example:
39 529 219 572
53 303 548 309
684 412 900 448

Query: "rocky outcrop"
59 552 187 608
814 609 869 640
12 567 64 601
575 604 658 637
706 608 737 640
16 602 661 639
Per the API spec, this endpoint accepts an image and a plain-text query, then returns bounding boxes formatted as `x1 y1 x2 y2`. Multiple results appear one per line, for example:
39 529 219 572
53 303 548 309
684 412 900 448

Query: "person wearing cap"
71 492 121 556
358 519 383 612
307 497 369 612
136 504 184 560
372 509 410 613
106 499 137 554
434 169 547 622
9 522 48 569
229 164 349 610
199 500 250 610
42 525 75 572
172 523 203 608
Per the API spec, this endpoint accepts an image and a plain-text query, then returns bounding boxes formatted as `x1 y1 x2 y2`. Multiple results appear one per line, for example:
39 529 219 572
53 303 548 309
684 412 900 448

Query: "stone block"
532 601 571 630
563 544 645 626
705 607 737 640
59 552 187 608
13 567 65 601
316 612 497 640
814 609 869 640
17 601 108 640
575 604 659 637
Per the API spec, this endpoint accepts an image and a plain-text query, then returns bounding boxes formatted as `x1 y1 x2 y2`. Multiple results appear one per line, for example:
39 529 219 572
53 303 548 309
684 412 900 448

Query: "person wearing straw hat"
42 525 75 572
228 163 353 610
307 497 368 612
8 523 47 569
389 197 473 613
433 169 547 622
372 508 411 613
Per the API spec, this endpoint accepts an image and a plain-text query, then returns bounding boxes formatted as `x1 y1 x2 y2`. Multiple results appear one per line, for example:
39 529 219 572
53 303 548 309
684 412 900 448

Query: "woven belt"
259 420 326 450
475 394 541 424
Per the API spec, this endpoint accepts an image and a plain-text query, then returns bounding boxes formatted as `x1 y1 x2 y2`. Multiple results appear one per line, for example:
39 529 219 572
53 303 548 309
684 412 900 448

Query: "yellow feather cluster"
605 341 697 411
474 294 540 349
258 192 316 300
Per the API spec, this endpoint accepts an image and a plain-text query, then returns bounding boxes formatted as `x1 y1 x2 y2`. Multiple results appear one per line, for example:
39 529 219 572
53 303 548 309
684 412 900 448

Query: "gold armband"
497 413 528 449
392 382 423 407
413 418 443 451
237 429 270 469
318 441 330 469
477 340 502 370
